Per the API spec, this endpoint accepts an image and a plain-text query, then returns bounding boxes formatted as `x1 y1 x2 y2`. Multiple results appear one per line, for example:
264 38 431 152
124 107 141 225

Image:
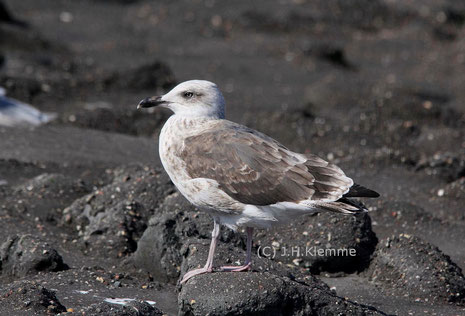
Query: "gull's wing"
180 121 353 206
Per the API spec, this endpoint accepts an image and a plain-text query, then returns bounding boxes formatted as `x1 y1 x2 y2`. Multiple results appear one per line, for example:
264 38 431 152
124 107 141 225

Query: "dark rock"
179 236 313 284
0 281 66 314
445 7 465 26
366 234 465 304
294 102 316 119
433 25 457 41
14 173 81 195
0 75 43 103
305 44 355 70
443 178 465 199
61 165 174 257
178 240 386 316
82 200 148 255
429 4 465 40
124 61 177 91
377 88 460 129
82 300 164 316
0 159 54 187
0 125 161 167
133 193 245 284
64 107 170 136
327 0 412 31
238 10 289 33
239 0 411 34
416 152 465 182
255 212 378 274
0 1 28 28
133 210 184 284
91 0 140 4
368 201 439 236
0 235 67 278
104 60 177 91
5 173 90 222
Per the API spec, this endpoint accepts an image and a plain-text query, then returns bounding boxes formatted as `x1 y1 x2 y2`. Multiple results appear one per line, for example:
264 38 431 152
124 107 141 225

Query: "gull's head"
137 80 225 119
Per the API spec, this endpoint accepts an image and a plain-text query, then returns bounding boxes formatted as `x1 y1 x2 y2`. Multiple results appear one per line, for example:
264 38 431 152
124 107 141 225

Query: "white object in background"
103 298 157 306
0 87 57 127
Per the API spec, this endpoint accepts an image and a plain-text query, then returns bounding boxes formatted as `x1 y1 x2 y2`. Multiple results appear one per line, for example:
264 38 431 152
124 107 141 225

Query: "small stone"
422 100 433 109
59 12 73 23
292 258 303 266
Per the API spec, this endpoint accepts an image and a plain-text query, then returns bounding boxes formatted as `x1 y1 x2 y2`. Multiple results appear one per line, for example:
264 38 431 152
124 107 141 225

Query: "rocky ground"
1 0 465 315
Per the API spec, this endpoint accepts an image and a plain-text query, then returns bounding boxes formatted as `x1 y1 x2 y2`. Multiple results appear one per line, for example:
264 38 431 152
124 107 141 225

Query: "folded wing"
180 122 354 206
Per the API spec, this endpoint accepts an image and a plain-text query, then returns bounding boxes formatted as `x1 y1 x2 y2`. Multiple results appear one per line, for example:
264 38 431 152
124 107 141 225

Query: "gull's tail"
315 183 379 214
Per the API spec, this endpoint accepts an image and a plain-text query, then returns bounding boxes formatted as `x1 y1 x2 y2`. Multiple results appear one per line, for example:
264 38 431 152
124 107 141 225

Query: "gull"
138 80 379 283
0 87 56 127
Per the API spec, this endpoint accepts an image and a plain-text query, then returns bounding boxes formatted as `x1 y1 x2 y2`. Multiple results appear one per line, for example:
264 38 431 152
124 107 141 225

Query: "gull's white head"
138 80 225 119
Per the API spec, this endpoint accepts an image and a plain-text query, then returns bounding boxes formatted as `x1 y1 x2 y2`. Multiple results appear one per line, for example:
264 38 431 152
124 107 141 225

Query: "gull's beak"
137 96 167 109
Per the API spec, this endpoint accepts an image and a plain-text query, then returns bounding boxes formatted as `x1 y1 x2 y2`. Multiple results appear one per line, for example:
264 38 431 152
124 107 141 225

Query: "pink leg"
220 227 253 272
180 220 220 284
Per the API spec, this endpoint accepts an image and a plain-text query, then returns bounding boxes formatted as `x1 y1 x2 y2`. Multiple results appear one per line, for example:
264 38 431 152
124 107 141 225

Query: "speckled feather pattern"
159 114 356 229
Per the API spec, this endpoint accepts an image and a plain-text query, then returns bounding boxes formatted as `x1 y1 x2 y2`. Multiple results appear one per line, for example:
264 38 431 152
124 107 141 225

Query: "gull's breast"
159 116 190 185
158 115 245 216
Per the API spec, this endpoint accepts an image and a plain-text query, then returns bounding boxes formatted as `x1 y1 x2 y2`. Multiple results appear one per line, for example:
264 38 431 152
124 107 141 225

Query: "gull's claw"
181 263 251 284
180 267 213 284
219 262 251 272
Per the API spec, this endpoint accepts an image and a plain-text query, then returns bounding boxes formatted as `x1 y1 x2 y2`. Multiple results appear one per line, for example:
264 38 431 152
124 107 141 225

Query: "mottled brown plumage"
179 121 353 206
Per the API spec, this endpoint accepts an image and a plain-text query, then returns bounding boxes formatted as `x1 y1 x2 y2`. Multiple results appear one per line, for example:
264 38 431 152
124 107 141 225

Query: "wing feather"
179 122 353 206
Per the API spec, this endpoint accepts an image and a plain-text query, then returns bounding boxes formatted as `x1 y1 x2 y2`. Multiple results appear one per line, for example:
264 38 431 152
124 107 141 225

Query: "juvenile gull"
138 80 379 283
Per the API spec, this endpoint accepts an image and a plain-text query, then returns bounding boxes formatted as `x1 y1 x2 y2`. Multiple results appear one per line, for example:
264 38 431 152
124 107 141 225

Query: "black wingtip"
344 183 380 198
370 190 380 198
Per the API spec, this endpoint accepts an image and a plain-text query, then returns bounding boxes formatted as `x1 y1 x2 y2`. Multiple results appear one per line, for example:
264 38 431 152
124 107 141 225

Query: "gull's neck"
176 114 223 120
170 103 225 120
162 114 222 137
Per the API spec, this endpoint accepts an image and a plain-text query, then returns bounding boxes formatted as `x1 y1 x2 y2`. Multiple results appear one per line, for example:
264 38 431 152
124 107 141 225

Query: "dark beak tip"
136 98 147 109
137 96 162 109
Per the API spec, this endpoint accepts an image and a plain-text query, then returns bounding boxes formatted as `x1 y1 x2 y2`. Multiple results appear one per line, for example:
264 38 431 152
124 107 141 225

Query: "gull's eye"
183 91 194 99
